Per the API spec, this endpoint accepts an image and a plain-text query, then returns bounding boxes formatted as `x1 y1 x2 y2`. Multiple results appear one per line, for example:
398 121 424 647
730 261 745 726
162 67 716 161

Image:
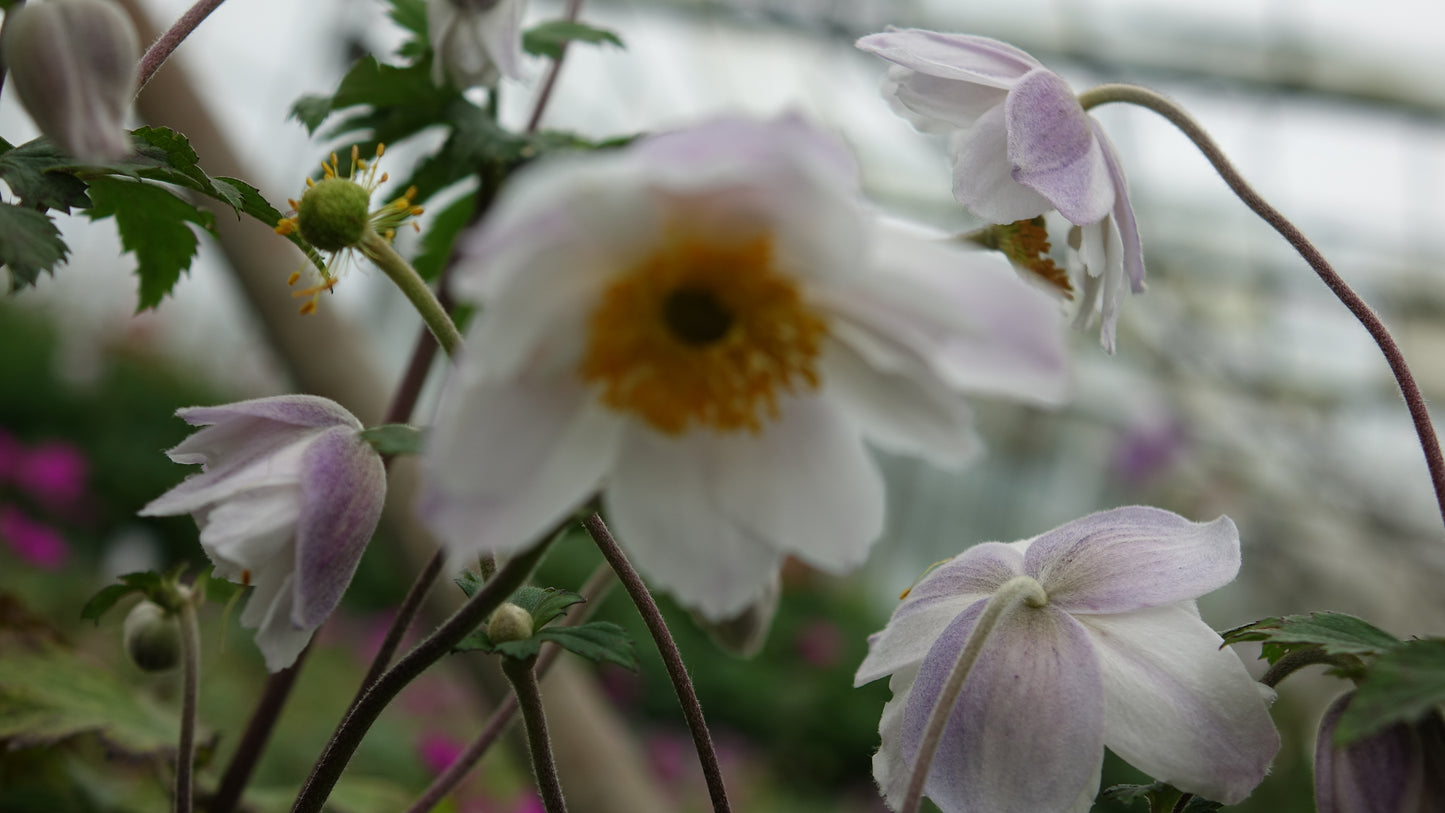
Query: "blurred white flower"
419 114 1070 620
427 0 527 89
141 396 386 671
857 28 1143 352
856 506 1279 813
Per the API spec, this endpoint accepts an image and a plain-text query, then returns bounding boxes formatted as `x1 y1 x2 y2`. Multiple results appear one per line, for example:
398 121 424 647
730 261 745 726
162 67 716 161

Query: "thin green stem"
175 592 201 813
581 512 732 813
136 0 228 94
361 231 463 358
898 576 1048 813
1260 648 1362 689
1079 83 1445 534
503 657 568 813
289 538 554 813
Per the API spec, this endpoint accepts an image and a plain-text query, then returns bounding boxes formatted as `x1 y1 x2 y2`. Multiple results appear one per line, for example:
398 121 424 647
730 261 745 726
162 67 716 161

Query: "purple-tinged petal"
292 426 387 629
873 664 919 810
1096 215 1126 354
176 394 363 432
1315 693 1430 813
1005 70 1113 226
1025 506 1240 613
901 604 1104 813
196 485 298 573
1081 604 1279 804
246 571 313 672
1093 121 1145 294
856 30 1042 88
141 429 312 516
880 65 1007 134
949 106 1053 223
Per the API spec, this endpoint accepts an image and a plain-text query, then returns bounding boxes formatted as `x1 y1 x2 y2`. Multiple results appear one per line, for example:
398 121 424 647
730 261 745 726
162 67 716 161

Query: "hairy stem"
1260 647 1362 689
899 576 1048 813
361 231 464 358
290 538 554 813
581 512 732 813
136 0 227 94
503 658 569 813
1079 83 1445 533
175 594 201 813
524 0 587 133
207 644 312 813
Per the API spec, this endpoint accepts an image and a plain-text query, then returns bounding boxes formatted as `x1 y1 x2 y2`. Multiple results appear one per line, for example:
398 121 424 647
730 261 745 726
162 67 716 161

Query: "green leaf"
454 570 486 599
0 138 91 212
358 424 426 456
1221 612 1400 666
79 585 140 624
0 204 69 289
289 56 457 141
85 177 216 310
531 590 586 629
522 20 625 61
528 622 636 670
412 192 475 282
1335 638 1445 744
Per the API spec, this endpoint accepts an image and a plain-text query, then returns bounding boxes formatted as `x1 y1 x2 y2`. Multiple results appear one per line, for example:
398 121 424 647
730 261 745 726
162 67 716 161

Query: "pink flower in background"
18 441 88 508
0 505 71 569
0 431 23 482
417 732 466 775
795 618 845 668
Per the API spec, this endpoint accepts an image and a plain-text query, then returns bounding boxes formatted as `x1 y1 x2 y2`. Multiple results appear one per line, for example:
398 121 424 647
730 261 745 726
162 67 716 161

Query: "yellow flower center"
579 230 828 435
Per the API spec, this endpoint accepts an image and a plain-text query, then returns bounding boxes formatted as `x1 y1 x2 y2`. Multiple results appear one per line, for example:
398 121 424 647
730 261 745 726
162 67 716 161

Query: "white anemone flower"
427 0 527 89
418 115 1070 620
856 506 1280 813
857 28 1144 352
141 395 386 671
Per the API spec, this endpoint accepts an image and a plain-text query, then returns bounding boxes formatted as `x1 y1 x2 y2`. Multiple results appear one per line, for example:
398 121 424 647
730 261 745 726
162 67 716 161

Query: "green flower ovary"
297 177 371 252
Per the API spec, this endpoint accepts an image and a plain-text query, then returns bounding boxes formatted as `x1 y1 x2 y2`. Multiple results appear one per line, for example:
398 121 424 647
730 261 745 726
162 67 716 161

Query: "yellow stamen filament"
580 231 827 434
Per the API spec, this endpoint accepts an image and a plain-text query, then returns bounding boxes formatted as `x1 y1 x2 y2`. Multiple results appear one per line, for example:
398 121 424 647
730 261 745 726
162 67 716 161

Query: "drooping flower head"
856 506 1279 813
140 395 387 671
1315 692 1445 813
857 28 1144 351
275 145 424 314
418 114 1071 621
427 0 527 89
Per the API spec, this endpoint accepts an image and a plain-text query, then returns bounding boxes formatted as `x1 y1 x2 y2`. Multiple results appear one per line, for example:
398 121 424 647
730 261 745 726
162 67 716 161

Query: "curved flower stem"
899 576 1048 813
502 657 569 813
581 512 733 813
1079 83 1445 533
524 0 587 134
290 537 555 813
208 644 312 813
403 565 616 813
361 231 464 358
1260 647 1363 689
136 0 228 95
175 594 202 813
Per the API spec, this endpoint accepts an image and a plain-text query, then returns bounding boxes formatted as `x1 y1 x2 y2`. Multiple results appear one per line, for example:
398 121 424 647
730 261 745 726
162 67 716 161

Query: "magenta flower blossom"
18 441 88 508
1315 693 1445 813
141 395 386 671
857 29 1144 352
855 506 1279 813
0 505 71 570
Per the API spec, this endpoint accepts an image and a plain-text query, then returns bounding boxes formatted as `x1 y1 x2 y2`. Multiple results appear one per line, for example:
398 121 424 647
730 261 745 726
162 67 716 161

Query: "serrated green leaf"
387 0 428 60
453 627 494 653
505 585 551 615
531 590 585 629
1335 638 1445 744
454 570 485 599
0 138 91 212
1221 612 1400 665
412 192 475 282
291 56 457 142
522 20 625 61
86 177 215 310
291 96 336 135
532 622 636 670
358 424 426 456
212 176 323 270
0 204 68 289
79 584 141 624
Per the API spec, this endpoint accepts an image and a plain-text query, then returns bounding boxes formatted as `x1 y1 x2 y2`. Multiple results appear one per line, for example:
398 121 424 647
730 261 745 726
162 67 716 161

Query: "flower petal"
1080 604 1279 804
604 425 784 620
1025 506 1241 613
901 604 1104 813
292 426 387 629
176 394 363 432
1004 70 1114 225
856 30 1041 88
244 570 314 672
949 105 1053 223
873 663 919 810
196 485 299 574
1094 121 1145 294
140 429 312 517
879 65 1007 134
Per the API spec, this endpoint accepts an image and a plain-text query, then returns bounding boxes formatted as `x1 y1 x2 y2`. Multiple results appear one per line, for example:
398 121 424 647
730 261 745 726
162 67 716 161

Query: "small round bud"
487 602 534 644
123 601 181 672
297 178 371 252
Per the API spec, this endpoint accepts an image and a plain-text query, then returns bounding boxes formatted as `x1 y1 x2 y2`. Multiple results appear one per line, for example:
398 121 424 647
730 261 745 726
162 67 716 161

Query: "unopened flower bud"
487 602 534 644
297 178 371 252
123 600 181 672
1 0 140 163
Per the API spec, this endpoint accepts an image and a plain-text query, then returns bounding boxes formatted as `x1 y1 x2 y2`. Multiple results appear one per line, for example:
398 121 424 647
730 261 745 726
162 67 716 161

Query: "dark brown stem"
1079 83 1445 533
136 0 227 94
581 513 732 813
207 644 312 813
175 595 201 813
524 0 586 134
503 658 568 813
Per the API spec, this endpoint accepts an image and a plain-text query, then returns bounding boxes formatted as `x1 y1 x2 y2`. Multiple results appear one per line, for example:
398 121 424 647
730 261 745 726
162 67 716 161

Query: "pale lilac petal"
949 106 1053 223
419 377 623 562
293 426 387 629
638 113 859 190
176 395 363 432
476 0 525 80
1025 506 1240 613
873 664 918 810
902 605 1103 813
1096 214 1126 354
140 431 311 516
856 30 1041 88
1004 70 1113 226
246 571 314 672
196 486 298 572
604 426 783 620
879 65 1007 134
706 396 883 574
1094 121 1145 293
1081 604 1279 804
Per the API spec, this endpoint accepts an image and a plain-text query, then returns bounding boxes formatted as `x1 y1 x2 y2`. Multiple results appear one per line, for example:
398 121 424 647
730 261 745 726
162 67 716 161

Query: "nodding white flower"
427 0 527 89
1315 693 1445 813
418 114 1070 621
140 396 386 671
856 506 1279 813
857 28 1144 352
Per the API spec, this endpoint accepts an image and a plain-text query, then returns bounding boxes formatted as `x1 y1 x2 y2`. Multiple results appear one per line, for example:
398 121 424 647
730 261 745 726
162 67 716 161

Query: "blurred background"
4 0 1445 811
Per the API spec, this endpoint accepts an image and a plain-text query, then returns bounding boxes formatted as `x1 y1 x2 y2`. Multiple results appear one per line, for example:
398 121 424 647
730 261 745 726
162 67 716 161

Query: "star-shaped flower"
857 28 1144 351
856 506 1279 813
418 115 1070 621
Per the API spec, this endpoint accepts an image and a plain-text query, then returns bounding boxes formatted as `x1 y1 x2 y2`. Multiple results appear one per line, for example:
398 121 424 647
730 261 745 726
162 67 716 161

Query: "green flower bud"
487 602 534 644
296 177 371 253
0 0 140 162
123 600 181 672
